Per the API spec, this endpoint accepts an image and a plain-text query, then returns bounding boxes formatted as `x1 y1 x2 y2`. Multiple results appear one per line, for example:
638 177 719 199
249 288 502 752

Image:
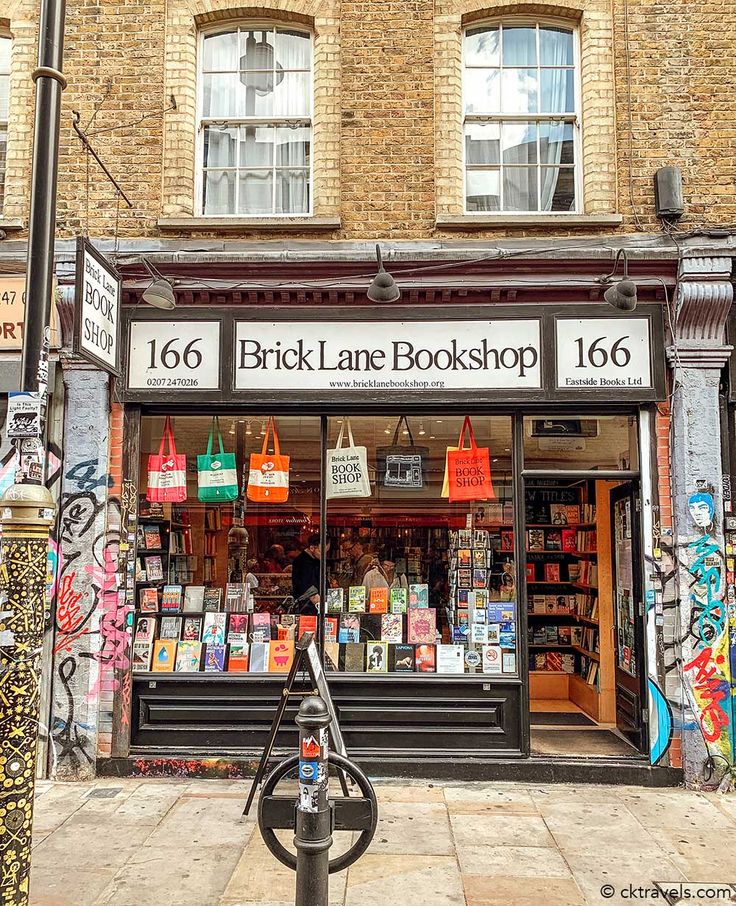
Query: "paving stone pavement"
28 779 736 906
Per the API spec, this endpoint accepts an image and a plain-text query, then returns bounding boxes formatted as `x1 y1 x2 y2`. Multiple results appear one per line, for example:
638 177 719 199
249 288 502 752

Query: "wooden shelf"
573 645 600 661
528 612 598 626
572 582 598 592
529 644 574 649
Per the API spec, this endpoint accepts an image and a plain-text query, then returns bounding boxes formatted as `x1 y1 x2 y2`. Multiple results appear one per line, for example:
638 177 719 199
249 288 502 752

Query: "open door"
610 482 646 751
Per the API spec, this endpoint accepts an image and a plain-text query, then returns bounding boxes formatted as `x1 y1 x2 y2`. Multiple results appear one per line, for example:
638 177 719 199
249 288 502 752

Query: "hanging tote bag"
376 416 429 491
326 418 372 500
446 416 495 503
247 416 290 504
147 416 187 503
197 417 239 503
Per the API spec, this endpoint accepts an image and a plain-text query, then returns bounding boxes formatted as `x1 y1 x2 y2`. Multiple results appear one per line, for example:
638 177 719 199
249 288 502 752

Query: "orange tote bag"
446 416 495 503
247 416 290 503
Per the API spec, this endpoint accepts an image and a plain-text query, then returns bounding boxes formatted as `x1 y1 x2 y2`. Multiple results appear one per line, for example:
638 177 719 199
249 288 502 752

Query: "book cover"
409 583 429 608
366 641 388 672
225 583 246 612
458 548 472 567
183 585 205 612
502 650 517 673
326 588 345 613
547 650 563 672
436 644 464 674
144 526 162 549
527 529 545 551
203 587 222 611
482 644 503 674
408 608 436 644
151 639 176 672
561 529 576 552
228 614 249 638
175 640 202 672
565 504 581 523
251 612 272 642
558 626 572 645
368 587 389 614
202 612 226 647
145 555 164 583
571 626 583 646
135 559 147 583
500 530 514 552
472 568 487 589
227 637 249 672
473 529 489 548
159 616 182 640
182 616 202 641
161 584 182 612
390 587 408 613
487 623 501 644
140 587 159 613
338 614 360 644
134 616 156 644
561 653 575 673
298 615 318 640
380 613 403 643
544 563 561 582
344 642 365 672
457 568 471 589
549 504 569 525
132 640 153 672
324 641 340 671
545 530 562 551
325 616 339 642
348 586 367 612
249 641 269 672
268 640 295 672
472 549 486 568
390 644 415 672
415 644 436 672
458 529 472 547
525 564 536 581
204 644 226 672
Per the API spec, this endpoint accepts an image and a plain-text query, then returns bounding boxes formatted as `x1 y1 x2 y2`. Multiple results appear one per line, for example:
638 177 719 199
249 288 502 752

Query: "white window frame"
195 21 314 218
0 33 11 214
462 17 582 215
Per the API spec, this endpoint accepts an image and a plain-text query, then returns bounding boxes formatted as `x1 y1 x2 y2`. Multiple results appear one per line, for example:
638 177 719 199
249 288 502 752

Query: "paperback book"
183 585 205 612
134 616 156 644
368 587 389 614
175 640 202 672
390 644 415 672
182 616 202 641
338 614 360 644
203 587 223 611
344 642 365 672
251 612 272 642
151 639 176 672
409 583 429 608
249 641 269 672
145 556 164 583
228 636 249 672
326 588 345 613
407 608 436 644
159 616 182 640
268 640 295 672
381 613 403 643
415 644 436 673
139 587 159 613
366 641 388 672
131 640 153 672
348 586 367 613
204 644 226 672
202 612 226 647
228 614 249 638
389 587 408 613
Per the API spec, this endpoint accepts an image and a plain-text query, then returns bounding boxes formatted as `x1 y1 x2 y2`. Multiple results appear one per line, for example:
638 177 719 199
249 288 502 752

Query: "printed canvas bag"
376 416 428 491
147 416 187 503
326 418 371 499
247 416 290 503
446 416 495 502
197 416 238 502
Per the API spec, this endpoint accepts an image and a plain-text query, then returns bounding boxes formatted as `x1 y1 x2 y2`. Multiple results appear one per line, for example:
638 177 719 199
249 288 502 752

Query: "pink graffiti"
684 646 730 743
52 572 88 653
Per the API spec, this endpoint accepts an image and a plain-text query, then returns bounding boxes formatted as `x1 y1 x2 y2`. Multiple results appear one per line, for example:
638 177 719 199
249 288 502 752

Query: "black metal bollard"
294 695 332 906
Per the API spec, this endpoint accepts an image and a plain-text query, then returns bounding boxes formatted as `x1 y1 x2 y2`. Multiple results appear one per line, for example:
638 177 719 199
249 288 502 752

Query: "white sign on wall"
234 320 542 391
75 240 121 374
127 321 221 389
555 318 652 390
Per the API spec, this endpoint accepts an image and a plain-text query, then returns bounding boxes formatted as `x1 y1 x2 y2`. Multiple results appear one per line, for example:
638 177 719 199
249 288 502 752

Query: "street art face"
688 492 715 529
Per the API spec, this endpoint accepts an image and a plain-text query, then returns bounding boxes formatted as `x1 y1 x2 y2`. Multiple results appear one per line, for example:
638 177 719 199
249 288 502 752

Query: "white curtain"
540 31 571 210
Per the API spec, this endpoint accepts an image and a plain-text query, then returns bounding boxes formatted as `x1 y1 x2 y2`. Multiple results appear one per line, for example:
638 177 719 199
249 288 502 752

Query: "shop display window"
132 413 518 678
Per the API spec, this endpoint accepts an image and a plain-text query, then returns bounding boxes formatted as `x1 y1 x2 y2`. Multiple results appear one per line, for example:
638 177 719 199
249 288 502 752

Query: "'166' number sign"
555 318 652 390
127 321 221 390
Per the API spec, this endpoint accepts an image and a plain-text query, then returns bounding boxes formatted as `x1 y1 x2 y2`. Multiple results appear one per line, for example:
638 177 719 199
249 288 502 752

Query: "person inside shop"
261 544 286 573
292 534 325 600
363 549 396 589
348 538 376 586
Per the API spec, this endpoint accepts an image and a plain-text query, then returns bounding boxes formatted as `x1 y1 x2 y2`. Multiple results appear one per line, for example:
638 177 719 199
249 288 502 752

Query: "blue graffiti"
648 677 674 765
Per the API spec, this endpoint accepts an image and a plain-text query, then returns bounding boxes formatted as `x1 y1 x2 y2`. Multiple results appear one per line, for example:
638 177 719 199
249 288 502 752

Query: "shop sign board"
234 320 542 391
127 320 221 390
0 275 61 351
74 239 122 374
555 318 652 390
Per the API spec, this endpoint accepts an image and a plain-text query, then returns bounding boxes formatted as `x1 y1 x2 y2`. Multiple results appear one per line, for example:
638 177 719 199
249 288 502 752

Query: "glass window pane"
240 29 276 71
541 167 576 211
502 122 537 165
523 416 639 471
275 29 311 70
203 125 237 168
276 126 310 167
202 31 238 71
239 125 273 167
0 75 8 121
465 27 500 66
240 71 275 117
0 38 10 73
201 72 242 118
502 27 537 66
540 68 575 114
501 68 538 113
203 170 235 215
274 71 310 116
465 123 500 166
504 167 538 211
466 169 500 212
540 27 574 66
238 170 274 215
539 122 574 166
276 169 310 214
464 69 500 114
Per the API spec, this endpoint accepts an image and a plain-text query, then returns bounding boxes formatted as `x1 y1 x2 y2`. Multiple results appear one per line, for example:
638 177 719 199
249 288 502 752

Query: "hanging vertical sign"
74 238 122 375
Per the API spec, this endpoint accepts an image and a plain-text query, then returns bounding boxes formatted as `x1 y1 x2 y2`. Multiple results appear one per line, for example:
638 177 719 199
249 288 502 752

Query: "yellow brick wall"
1 0 735 240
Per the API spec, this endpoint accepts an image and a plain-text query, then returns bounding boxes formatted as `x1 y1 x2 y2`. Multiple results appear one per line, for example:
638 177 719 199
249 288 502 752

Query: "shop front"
111 299 674 777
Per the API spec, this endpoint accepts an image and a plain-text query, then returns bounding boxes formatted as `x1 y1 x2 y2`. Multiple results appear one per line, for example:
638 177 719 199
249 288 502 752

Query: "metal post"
0 0 65 902
295 696 332 906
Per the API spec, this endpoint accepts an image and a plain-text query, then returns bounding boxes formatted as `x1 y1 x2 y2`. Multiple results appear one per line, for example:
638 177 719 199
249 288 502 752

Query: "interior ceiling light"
141 258 176 310
367 244 401 303
245 420 253 436
600 249 638 312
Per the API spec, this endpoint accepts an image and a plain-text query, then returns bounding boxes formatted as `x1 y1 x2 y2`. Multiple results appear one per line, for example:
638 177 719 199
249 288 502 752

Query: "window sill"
436 213 623 229
0 220 25 234
157 216 341 232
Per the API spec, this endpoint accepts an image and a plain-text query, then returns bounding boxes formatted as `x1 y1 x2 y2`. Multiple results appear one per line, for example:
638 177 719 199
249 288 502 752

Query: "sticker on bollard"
298 760 319 782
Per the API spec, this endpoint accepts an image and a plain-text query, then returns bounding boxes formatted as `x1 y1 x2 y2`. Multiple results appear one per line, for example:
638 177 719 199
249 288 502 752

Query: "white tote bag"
326 419 371 499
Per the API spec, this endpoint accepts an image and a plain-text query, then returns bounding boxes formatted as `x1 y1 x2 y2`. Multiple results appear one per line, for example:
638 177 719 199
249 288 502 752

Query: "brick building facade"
0 0 735 788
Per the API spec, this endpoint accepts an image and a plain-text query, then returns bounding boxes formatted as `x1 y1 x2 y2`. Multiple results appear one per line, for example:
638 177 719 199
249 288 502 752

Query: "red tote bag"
446 416 495 503
147 416 187 503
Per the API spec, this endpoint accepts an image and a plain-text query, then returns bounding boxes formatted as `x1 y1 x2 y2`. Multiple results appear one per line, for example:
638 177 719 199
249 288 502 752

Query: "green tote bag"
197 417 239 502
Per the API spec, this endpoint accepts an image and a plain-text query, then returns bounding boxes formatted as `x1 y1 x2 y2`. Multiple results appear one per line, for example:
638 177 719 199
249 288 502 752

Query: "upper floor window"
0 36 10 213
463 22 578 213
198 25 312 217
